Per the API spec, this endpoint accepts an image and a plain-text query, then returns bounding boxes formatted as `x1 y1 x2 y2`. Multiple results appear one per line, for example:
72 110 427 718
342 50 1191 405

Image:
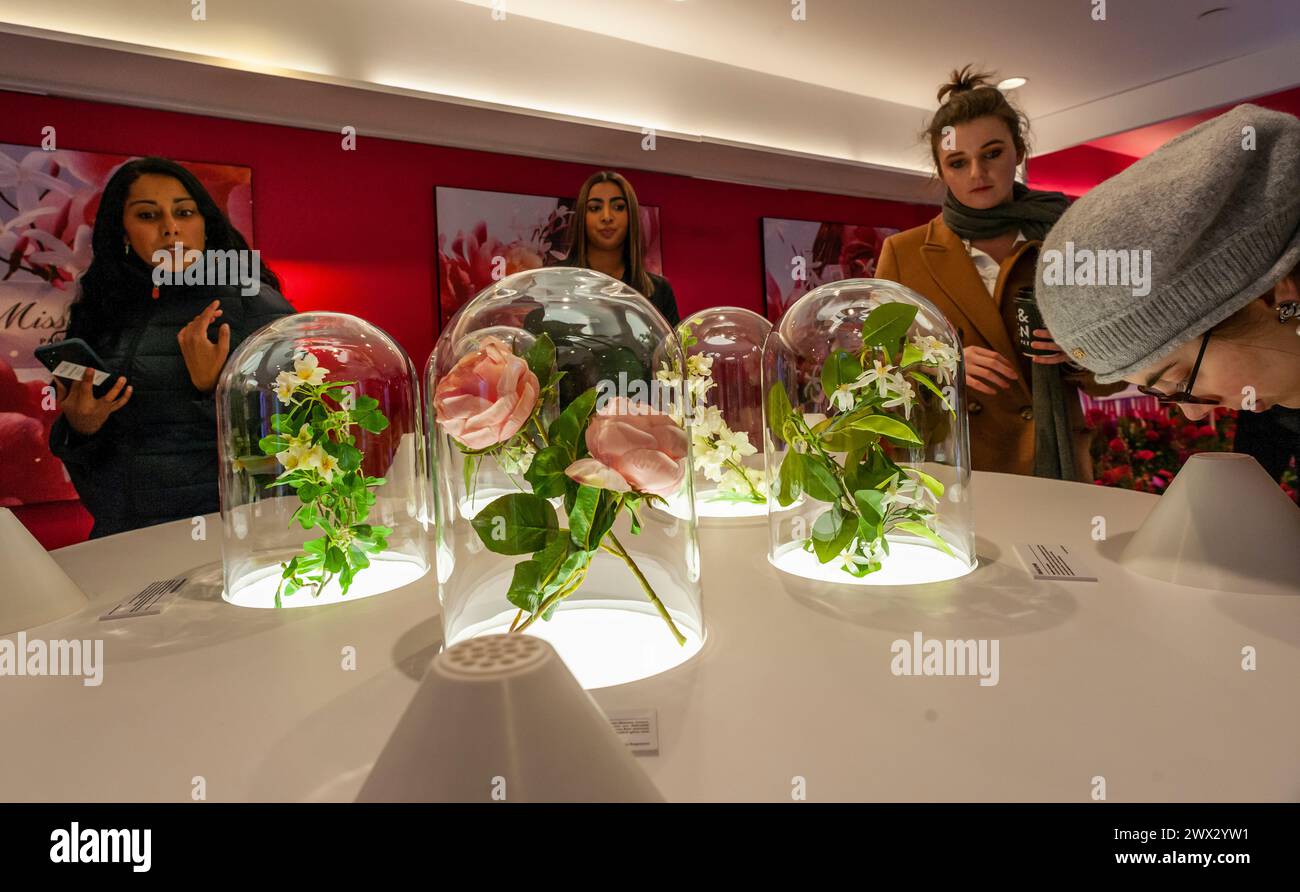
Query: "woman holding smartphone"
565 170 680 324
50 156 293 538
876 66 1122 480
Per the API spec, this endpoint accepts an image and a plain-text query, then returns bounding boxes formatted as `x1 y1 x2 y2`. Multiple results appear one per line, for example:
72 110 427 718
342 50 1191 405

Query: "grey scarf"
942 182 1070 242
945 182 1080 481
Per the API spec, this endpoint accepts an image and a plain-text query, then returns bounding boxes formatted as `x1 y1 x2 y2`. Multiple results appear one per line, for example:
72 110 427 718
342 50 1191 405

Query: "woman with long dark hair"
565 170 680 324
50 156 293 537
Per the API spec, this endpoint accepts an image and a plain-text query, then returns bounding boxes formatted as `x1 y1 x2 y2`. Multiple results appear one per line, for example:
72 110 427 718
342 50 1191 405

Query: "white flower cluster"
275 352 328 404
276 423 341 482
658 351 767 501
911 335 959 386
829 357 917 419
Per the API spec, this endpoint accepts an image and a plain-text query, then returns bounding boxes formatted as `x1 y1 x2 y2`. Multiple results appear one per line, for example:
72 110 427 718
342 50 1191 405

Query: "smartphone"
34 338 123 399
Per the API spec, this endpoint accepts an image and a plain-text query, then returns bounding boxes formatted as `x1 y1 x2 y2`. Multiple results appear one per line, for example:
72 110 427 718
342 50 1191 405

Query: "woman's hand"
1029 327 1074 365
178 300 232 394
963 345 1020 396
54 368 133 436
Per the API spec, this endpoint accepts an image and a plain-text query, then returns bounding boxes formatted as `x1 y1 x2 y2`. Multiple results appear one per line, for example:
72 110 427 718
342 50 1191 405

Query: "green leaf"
270 414 297 435
811 505 857 564
550 388 598 454
470 493 560 555
819 351 863 405
325 546 345 573
820 425 878 453
523 333 556 385
859 302 918 353
892 520 955 557
910 370 953 412
258 434 289 455
767 383 794 442
356 412 389 434
775 449 803 507
354 395 380 413
568 485 602 549
801 453 841 503
903 466 945 500
303 537 328 555
846 412 922 445
900 343 923 367
506 559 544 613
854 487 885 521
533 535 571 589
524 445 572 499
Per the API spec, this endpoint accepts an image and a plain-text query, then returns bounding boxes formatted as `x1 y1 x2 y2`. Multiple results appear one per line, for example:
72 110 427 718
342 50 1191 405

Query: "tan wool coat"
876 215 1125 480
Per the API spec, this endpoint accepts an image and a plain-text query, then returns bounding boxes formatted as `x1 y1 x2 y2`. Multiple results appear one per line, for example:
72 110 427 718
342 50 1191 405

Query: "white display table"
1 471 1296 802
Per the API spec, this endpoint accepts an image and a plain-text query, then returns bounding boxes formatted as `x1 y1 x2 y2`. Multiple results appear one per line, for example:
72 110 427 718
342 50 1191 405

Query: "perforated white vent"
439 633 549 677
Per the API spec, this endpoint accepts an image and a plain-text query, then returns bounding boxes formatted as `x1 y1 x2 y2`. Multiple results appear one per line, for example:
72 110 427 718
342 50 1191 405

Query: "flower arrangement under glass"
656 308 771 519
255 351 392 605
434 332 688 642
217 311 430 610
428 267 704 689
764 279 975 585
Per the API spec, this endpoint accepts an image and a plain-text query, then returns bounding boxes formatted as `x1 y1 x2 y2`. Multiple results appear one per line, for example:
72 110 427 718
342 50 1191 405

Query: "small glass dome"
217 312 430 609
668 307 771 522
762 279 974 585
427 267 704 690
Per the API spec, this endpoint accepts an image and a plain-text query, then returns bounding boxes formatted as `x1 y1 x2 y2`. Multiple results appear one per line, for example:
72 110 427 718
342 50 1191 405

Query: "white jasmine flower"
290 352 328 387
881 377 917 420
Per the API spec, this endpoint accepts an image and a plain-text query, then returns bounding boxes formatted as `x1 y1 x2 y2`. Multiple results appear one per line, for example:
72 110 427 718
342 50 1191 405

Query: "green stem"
532 415 550 447
515 564 589 633
603 532 687 646
722 457 764 503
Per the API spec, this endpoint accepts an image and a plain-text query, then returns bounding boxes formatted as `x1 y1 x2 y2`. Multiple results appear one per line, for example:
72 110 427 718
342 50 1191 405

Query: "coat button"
1020 406 1034 421
969 400 983 415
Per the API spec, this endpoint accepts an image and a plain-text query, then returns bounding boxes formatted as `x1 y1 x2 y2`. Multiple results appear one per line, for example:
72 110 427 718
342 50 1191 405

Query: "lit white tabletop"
2 471 1296 802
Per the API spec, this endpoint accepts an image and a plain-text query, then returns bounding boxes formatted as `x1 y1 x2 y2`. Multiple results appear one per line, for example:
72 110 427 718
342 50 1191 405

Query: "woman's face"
1125 278 1300 419
937 116 1021 210
584 181 629 252
122 173 206 267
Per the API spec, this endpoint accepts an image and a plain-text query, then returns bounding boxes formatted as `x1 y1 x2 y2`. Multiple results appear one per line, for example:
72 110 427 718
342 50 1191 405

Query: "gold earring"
124 242 129 255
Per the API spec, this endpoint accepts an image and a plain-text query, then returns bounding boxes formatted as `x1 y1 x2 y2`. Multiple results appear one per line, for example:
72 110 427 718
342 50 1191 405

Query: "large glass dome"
671 306 771 523
216 312 430 609
427 267 704 689
763 279 974 585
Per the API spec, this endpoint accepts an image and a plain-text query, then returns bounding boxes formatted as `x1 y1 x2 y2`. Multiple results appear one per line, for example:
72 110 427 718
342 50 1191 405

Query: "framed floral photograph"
761 217 898 323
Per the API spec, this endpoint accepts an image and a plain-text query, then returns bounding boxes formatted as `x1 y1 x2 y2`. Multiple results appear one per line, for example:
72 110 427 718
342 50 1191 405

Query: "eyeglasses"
1136 330 1218 405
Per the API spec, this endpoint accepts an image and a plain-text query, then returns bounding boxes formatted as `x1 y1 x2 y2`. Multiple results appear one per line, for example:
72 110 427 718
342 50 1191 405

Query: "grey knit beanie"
1036 103 1300 383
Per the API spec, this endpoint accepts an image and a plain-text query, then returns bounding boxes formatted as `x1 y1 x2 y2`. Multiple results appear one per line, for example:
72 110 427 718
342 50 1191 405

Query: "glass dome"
216 312 430 609
670 307 771 523
762 279 974 585
427 267 704 690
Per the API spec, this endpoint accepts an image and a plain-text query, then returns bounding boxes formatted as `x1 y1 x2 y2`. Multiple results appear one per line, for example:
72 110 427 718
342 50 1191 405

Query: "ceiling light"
998 76 1028 91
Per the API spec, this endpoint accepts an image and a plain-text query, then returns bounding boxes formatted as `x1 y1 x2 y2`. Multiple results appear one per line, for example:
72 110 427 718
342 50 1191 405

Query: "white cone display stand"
357 634 663 802
0 508 89 636
1119 453 1300 596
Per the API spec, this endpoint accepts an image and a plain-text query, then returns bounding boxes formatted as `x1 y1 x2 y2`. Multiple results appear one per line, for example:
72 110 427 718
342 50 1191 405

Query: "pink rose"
565 397 688 497
434 336 539 450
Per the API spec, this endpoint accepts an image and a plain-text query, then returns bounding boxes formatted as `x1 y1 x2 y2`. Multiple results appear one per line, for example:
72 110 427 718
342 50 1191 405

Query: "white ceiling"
0 0 1297 200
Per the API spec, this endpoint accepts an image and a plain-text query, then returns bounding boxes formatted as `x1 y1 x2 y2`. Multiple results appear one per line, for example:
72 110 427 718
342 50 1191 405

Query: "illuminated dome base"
694 488 768 521
770 539 973 586
450 601 704 690
225 555 429 609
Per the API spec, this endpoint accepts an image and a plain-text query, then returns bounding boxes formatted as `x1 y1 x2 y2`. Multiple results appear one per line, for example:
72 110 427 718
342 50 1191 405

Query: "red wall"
1 90 936 548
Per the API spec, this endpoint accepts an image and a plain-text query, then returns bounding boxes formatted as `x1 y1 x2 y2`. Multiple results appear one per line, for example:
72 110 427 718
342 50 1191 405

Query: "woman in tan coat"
876 66 1122 480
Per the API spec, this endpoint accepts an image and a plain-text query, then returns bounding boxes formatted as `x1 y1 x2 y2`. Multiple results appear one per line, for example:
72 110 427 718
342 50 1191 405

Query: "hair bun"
937 64 996 104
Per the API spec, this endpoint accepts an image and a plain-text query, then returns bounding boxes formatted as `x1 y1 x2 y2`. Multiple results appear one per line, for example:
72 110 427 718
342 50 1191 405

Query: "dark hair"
564 170 654 298
70 156 280 340
925 64 1029 170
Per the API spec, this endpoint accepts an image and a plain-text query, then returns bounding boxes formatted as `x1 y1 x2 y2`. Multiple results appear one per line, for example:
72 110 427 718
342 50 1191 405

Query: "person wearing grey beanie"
1036 103 1300 422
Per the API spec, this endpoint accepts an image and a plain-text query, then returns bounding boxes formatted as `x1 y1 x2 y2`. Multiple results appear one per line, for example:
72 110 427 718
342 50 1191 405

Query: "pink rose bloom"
566 397 688 497
434 336 539 450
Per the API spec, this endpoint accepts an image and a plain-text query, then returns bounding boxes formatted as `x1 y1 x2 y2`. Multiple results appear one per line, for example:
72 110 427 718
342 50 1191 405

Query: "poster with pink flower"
435 186 663 330
762 218 898 323
0 144 253 508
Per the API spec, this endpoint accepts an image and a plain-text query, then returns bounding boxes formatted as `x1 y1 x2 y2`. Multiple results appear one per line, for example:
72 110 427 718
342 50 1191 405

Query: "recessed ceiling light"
998 76 1028 90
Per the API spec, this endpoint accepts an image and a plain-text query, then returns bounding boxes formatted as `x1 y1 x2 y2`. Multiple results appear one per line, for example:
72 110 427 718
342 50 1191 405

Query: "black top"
50 269 294 538
621 268 680 326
